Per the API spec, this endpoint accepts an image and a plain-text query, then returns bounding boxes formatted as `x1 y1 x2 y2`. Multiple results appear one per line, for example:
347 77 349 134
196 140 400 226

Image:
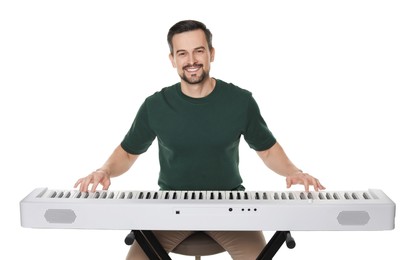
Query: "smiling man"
170 29 214 88
74 20 324 259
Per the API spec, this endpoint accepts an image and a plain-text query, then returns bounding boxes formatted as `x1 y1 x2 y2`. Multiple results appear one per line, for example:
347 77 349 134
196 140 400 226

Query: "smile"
183 64 202 72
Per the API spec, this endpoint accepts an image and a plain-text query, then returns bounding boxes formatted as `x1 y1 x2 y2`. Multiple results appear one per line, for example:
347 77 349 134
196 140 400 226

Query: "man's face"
169 29 215 85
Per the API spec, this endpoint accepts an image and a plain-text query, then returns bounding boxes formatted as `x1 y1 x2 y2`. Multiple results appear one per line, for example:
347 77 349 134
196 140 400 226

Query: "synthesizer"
20 188 395 231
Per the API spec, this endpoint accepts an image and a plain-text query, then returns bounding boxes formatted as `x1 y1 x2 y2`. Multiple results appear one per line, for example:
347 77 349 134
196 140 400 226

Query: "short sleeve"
121 100 156 154
243 95 276 151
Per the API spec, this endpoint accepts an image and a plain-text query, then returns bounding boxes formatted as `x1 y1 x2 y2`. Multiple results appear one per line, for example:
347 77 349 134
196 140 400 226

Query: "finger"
286 177 292 189
312 178 319 192
75 179 88 192
313 178 323 190
73 178 82 188
102 179 111 190
91 182 99 193
81 176 93 192
303 178 309 192
90 176 101 193
318 181 326 190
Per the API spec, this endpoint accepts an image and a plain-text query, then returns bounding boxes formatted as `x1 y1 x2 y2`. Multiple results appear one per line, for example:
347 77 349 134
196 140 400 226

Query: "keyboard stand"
125 230 295 260
125 230 171 259
257 231 296 260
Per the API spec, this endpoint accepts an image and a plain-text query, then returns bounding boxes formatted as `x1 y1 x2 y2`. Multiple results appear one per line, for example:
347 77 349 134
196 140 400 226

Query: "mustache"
182 63 203 70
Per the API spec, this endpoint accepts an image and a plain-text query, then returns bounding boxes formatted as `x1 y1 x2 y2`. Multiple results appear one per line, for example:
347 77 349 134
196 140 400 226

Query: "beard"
180 64 208 84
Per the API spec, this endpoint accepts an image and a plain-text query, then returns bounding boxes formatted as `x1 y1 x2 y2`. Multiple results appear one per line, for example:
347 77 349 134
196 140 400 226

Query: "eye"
177 52 186 57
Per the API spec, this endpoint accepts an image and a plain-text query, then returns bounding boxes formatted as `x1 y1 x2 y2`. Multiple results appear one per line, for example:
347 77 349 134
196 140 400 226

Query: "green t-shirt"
121 79 276 190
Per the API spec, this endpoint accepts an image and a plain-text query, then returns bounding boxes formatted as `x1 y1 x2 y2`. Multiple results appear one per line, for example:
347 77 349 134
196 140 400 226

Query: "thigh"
126 231 195 260
206 231 266 260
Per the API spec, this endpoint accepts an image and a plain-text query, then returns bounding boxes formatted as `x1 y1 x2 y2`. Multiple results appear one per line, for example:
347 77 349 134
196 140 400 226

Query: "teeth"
185 66 201 72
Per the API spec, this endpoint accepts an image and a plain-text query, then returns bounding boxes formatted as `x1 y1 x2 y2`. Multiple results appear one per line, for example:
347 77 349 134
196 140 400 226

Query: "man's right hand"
74 169 111 193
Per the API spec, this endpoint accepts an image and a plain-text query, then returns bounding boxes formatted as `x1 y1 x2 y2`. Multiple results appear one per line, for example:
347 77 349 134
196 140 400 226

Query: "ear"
169 53 176 68
210 47 215 62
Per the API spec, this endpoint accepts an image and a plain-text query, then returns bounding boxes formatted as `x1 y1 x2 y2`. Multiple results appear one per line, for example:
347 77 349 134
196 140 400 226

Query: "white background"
1 0 405 259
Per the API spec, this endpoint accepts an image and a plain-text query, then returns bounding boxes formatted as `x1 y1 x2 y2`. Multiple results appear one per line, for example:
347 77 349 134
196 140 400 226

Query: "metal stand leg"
256 231 296 260
125 230 172 260
125 229 294 260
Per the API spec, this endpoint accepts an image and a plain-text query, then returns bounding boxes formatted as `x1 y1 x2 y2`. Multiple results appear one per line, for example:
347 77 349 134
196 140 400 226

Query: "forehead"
171 29 208 52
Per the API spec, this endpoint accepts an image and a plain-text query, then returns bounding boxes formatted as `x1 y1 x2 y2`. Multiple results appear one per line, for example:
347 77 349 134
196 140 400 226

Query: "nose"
187 53 198 65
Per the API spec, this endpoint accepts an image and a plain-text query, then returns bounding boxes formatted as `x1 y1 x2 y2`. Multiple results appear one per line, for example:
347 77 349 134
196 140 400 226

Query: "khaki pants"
126 230 266 260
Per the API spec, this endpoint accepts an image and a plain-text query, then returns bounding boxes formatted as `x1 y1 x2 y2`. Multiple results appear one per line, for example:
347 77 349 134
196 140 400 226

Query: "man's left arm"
256 142 325 192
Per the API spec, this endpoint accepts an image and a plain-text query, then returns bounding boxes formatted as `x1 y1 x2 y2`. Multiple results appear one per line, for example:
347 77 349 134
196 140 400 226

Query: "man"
75 20 325 259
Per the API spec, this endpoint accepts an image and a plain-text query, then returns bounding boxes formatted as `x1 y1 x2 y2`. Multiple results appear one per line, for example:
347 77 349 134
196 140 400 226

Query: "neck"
180 77 215 98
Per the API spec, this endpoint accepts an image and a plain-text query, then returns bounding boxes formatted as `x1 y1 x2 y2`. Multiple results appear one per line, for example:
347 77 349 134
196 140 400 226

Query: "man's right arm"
74 145 139 192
